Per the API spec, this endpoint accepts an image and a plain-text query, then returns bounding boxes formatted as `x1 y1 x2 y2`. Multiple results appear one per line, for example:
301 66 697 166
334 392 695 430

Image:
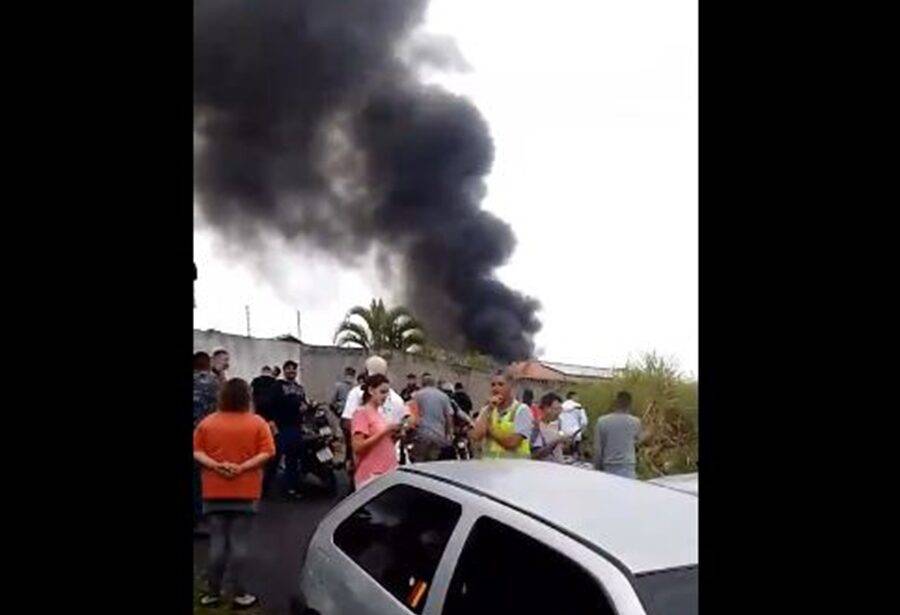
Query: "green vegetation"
334 299 426 353
574 351 697 479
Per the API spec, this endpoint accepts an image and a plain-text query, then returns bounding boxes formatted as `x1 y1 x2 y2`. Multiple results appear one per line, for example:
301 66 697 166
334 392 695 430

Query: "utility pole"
245 305 251 337
296 309 302 341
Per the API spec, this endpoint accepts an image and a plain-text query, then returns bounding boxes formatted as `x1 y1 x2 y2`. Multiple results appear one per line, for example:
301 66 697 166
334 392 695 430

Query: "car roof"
400 460 697 574
647 473 698 496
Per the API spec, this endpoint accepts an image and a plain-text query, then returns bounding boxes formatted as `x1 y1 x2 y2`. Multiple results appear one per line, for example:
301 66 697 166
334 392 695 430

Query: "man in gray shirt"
330 366 356 414
410 374 453 462
593 391 644 479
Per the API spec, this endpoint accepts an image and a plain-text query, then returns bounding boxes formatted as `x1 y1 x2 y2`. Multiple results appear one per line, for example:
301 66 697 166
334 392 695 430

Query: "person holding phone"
351 374 402 489
530 392 573 463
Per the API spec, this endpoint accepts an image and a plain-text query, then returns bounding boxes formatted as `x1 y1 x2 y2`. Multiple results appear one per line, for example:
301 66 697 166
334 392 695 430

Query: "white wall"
193 330 494 406
193 329 301 382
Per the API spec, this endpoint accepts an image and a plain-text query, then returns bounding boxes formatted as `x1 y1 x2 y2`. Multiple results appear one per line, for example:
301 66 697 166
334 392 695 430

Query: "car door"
421 490 649 615
301 472 470 615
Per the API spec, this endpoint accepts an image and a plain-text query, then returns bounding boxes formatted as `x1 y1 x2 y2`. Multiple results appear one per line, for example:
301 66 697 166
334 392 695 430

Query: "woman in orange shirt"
193 378 275 609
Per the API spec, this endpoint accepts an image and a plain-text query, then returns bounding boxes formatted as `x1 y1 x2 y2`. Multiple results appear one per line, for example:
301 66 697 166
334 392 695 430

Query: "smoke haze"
194 0 540 360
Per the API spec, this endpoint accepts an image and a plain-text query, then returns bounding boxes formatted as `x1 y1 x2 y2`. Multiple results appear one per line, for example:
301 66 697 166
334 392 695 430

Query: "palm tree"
334 299 426 353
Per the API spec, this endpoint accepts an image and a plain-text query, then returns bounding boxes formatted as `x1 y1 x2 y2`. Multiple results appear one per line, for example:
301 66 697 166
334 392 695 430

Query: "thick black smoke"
194 0 541 360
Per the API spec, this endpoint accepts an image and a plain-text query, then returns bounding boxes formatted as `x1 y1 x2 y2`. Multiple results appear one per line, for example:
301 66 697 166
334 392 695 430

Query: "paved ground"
194 472 352 615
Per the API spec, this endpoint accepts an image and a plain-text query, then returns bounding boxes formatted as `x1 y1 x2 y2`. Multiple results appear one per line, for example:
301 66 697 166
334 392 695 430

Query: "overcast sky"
194 0 697 376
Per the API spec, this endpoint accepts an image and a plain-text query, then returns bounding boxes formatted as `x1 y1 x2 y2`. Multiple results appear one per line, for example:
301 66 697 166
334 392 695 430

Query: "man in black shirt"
453 382 473 415
264 360 308 498
251 366 278 427
400 373 419 402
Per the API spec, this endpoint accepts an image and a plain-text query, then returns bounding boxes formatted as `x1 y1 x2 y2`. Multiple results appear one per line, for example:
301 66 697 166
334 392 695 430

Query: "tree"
333 299 426 353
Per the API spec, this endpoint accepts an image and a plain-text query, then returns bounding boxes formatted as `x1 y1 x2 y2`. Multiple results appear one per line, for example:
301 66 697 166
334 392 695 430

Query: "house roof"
509 360 569 382
510 359 617 382
541 361 617 379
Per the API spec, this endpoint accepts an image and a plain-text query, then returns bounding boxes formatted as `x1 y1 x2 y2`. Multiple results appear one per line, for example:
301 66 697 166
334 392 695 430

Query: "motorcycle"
296 400 347 495
450 408 474 460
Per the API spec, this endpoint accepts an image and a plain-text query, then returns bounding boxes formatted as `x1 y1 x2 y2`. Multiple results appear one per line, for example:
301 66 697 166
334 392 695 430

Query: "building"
509 359 621 399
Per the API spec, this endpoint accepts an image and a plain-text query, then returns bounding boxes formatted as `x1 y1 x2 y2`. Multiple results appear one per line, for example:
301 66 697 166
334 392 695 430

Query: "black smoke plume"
194 0 541 361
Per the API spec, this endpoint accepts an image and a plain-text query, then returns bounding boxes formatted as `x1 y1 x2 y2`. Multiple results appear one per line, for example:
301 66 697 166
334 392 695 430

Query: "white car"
647 473 698 497
295 460 698 614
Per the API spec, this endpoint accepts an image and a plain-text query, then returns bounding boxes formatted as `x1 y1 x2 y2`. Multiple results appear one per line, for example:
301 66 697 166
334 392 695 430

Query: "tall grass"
575 351 697 479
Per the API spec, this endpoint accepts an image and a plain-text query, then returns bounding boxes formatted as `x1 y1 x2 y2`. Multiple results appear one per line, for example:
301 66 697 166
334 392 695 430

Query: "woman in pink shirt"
351 373 401 489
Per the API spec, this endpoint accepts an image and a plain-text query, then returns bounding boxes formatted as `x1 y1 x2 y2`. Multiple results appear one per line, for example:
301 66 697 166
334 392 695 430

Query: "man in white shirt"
340 355 408 423
559 391 589 455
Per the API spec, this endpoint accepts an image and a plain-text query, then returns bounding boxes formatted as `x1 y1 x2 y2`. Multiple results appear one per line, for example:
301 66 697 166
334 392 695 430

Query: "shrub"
575 351 697 479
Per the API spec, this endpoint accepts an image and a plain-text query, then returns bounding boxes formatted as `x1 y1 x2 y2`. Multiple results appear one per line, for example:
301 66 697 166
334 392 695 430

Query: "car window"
442 516 616 615
634 566 698 615
334 484 463 613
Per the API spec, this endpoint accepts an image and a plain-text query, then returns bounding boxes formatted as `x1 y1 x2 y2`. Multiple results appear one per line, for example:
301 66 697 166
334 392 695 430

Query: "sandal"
199 593 221 607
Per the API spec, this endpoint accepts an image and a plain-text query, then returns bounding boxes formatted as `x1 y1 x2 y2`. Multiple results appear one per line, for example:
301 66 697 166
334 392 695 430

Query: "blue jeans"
206 511 254 595
275 426 304 493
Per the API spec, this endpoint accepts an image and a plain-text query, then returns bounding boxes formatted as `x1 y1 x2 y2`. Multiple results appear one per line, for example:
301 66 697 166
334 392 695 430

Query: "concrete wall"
193 329 301 383
193 330 493 406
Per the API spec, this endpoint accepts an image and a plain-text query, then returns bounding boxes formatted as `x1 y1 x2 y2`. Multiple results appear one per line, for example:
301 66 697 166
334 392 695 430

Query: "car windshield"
634 566 698 615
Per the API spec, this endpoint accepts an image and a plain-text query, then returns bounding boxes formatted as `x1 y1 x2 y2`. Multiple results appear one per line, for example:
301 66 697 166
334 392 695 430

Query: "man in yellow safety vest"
469 368 533 459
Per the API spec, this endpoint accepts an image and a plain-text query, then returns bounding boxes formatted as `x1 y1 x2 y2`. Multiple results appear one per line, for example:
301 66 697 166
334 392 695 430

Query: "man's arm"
531 427 556 460
489 406 532 451
491 432 525 450
468 406 490 442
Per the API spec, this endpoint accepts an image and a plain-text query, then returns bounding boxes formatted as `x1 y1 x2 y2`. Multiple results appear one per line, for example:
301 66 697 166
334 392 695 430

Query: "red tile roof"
509 360 569 382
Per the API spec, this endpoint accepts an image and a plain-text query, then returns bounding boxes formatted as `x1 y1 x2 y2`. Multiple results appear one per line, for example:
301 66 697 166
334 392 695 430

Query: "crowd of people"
191 346 649 608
